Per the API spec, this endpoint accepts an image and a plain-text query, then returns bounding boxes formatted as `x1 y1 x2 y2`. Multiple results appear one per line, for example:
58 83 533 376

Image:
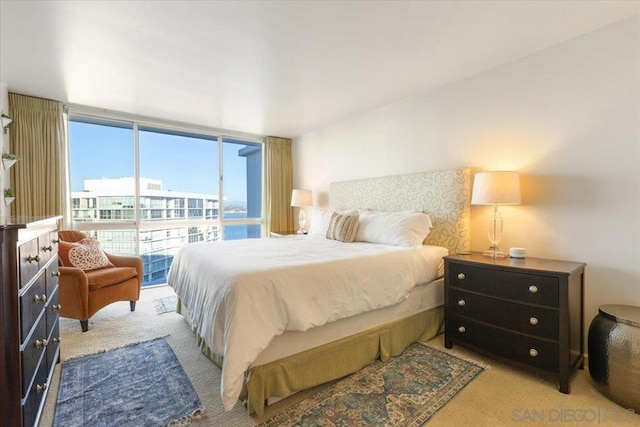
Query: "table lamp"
291 189 312 234
471 171 521 258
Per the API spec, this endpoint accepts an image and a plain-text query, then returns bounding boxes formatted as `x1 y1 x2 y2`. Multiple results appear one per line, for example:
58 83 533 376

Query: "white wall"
293 17 640 338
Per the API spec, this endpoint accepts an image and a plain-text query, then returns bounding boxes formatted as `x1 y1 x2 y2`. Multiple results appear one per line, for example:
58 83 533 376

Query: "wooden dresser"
444 252 585 393
1 216 62 427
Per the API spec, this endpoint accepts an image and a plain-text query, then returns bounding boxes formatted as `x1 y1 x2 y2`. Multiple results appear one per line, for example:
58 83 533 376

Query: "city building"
71 177 220 286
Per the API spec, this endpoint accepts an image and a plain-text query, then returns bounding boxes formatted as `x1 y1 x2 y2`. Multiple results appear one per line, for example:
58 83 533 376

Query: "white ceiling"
1 1 638 138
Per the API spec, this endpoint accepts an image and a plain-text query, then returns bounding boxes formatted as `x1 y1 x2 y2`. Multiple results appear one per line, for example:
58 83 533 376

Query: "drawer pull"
53 337 61 344
42 245 53 252
36 383 48 394
457 299 466 306
458 326 466 333
529 317 539 325
35 339 48 348
52 271 61 277
33 294 47 303
528 285 538 294
529 348 538 357
27 254 40 263
52 304 62 310
52 239 60 244
457 273 466 280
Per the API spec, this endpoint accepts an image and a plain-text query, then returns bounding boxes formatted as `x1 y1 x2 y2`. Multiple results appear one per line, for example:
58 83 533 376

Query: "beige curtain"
9 93 64 217
265 136 294 234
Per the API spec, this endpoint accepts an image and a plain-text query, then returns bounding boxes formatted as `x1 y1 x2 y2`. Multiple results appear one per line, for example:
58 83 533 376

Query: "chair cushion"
85 267 138 291
59 230 88 243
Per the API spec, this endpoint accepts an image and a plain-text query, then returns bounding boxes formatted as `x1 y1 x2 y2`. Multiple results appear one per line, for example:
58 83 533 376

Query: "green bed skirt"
177 300 444 417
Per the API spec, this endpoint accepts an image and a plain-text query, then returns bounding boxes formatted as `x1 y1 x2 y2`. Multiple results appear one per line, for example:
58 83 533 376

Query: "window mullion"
134 122 141 257
218 134 224 239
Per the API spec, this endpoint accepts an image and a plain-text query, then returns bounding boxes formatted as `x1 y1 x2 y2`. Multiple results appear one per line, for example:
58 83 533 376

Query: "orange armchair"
58 230 143 332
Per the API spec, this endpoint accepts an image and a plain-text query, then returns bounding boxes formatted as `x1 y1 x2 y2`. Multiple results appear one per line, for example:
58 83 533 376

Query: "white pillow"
308 208 358 237
355 210 433 247
308 208 334 236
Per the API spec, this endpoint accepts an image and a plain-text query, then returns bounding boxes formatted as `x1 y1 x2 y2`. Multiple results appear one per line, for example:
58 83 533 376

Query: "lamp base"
297 208 308 235
483 246 507 259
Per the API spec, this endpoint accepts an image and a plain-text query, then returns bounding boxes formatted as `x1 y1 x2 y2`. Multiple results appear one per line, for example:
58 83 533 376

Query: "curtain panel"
8 93 64 217
265 136 294 234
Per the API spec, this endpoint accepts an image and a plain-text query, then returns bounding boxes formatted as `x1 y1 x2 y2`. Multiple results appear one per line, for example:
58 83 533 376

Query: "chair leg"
80 320 88 332
130 301 136 312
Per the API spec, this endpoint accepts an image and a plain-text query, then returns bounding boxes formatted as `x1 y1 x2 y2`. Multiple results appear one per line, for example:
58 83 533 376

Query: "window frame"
65 107 265 284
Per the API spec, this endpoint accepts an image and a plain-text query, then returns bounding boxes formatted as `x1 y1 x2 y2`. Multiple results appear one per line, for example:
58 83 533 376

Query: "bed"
167 167 471 416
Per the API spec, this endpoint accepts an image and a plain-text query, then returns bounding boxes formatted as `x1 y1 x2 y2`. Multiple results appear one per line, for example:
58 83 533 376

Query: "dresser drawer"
38 235 53 266
449 263 559 307
46 286 60 331
448 313 559 372
2 217 61 427
19 239 41 289
45 288 61 381
20 272 47 342
21 313 47 399
448 288 559 340
45 257 60 299
46 317 60 373
22 358 49 427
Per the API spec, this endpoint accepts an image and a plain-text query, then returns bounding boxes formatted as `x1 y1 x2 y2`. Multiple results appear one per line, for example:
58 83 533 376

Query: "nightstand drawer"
447 313 559 372
448 288 559 340
449 264 559 307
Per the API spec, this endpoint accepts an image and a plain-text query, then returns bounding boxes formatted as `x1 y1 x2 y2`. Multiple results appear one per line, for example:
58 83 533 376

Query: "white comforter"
167 235 445 411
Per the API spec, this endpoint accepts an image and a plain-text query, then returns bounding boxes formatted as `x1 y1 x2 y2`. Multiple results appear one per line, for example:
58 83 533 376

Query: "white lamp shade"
291 189 313 207
471 171 521 205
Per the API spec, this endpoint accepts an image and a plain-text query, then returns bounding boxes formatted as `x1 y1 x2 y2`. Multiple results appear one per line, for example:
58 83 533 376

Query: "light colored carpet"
40 286 639 426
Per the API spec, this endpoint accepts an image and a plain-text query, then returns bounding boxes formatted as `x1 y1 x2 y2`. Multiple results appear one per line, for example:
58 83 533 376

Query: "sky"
69 121 258 203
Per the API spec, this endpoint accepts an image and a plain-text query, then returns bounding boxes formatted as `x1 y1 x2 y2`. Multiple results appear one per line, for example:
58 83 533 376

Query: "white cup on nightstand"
509 247 526 258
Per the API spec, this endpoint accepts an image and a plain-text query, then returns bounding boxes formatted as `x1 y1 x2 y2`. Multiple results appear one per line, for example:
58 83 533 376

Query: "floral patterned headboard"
330 168 471 254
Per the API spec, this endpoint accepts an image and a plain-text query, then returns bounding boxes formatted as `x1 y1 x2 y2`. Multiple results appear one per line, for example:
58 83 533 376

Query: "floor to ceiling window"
222 137 263 240
68 113 263 286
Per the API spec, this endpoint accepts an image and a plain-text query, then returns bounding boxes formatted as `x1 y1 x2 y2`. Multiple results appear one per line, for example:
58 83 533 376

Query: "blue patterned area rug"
53 338 202 427
259 343 485 426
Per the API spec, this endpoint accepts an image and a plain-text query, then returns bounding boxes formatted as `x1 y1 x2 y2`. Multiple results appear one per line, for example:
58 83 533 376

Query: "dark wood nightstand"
444 252 585 394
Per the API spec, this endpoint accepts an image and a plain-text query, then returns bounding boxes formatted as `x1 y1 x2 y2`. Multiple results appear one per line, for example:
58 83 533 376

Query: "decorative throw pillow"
58 241 78 267
77 236 101 246
58 237 114 271
326 213 359 243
